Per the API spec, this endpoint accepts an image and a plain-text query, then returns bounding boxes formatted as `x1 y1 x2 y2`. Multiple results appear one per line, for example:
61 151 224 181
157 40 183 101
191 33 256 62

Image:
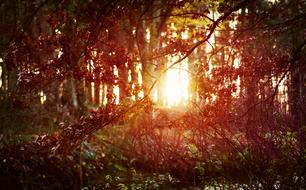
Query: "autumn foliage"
0 0 306 189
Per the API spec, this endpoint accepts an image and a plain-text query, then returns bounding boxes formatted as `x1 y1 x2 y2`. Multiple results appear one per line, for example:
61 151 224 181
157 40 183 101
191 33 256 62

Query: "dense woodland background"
0 0 306 189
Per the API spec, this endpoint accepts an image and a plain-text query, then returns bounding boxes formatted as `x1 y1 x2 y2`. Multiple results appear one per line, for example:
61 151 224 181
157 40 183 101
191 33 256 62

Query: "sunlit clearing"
164 55 189 108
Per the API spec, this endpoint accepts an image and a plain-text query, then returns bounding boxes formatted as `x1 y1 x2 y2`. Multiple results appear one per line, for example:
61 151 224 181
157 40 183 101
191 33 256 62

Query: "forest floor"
1 108 306 189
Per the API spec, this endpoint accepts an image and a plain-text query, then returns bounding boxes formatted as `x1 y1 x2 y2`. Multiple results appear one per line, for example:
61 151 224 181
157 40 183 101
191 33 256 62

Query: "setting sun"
163 55 189 108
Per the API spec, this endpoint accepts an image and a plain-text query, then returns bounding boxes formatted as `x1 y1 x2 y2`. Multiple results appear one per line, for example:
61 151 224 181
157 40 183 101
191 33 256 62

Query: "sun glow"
113 65 120 104
164 55 189 108
39 91 46 104
152 27 191 108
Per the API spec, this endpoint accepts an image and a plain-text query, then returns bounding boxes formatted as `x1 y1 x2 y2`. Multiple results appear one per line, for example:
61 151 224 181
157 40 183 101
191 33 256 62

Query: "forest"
0 0 306 189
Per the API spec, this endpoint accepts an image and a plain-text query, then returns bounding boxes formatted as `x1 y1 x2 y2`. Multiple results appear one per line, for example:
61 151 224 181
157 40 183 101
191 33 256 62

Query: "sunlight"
39 91 46 104
267 0 278 3
103 85 107 105
164 54 189 108
113 65 120 104
151 27 191 108
206 30 215 76
99 84 103 106
91 82 95 102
